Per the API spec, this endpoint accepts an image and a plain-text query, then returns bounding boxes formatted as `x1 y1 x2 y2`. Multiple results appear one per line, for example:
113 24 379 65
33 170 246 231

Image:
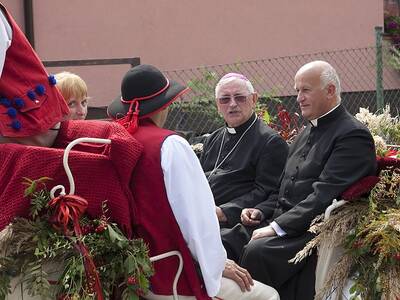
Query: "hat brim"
107 80 189 120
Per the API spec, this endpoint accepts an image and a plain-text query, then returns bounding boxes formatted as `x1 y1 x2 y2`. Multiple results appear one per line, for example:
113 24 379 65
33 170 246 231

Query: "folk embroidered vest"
131 119 210 299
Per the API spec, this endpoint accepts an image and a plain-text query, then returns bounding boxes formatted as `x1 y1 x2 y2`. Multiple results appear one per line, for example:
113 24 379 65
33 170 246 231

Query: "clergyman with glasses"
200 73 288 228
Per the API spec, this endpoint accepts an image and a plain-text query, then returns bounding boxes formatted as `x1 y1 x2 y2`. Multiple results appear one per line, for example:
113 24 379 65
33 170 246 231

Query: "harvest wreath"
0 177 153 300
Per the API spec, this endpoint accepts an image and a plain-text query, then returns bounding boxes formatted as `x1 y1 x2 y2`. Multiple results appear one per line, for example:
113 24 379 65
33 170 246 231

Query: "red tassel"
48 194 88 233
75 241 104 299
49 195 104 299
115 101 140 134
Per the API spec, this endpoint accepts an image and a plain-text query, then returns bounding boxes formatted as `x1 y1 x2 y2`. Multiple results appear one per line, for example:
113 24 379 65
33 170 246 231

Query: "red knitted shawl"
0 120 143 237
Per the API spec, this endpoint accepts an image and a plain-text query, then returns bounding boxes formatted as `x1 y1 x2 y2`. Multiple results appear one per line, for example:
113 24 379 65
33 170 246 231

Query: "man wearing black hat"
107 64 279 300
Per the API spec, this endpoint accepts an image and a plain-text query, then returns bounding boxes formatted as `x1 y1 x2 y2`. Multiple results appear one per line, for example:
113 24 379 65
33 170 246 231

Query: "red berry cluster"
127 276 137 286
81 224 94 235
126 276 145 296
95 221 107 233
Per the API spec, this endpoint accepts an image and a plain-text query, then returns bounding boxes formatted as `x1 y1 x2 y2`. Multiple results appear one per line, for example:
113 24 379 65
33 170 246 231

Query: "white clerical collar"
227 127 236 134
310 104 340 127
226 114 257 135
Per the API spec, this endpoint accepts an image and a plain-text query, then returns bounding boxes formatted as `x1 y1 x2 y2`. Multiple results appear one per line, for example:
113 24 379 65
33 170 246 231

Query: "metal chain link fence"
163 43 400 142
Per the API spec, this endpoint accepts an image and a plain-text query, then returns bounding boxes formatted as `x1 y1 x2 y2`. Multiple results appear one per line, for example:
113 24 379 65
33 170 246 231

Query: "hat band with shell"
116 78 170 134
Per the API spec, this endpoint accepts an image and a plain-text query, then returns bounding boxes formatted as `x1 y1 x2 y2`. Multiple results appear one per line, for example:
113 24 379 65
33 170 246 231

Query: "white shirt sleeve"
270 220 287 236
0 9 12 77
161 134 227 297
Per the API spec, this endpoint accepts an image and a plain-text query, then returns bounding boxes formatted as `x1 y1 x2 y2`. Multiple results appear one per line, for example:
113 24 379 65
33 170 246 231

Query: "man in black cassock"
221 61 377 300
200 73 288 228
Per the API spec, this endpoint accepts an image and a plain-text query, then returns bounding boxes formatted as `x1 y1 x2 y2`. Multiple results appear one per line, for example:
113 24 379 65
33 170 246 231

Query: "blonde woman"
55 71 89 120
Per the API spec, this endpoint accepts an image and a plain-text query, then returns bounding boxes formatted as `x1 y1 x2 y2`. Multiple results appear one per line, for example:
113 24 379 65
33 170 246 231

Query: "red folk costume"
0 120 143 237
0 3 69 137
108 65 214 299
131 119 210 299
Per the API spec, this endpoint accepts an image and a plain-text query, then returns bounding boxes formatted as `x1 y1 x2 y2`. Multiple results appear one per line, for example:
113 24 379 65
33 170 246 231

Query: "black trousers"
221 224 317 300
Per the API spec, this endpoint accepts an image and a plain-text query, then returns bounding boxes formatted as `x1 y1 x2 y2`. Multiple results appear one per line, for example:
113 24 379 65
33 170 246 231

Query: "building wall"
1 0 383 106
1 0 23 28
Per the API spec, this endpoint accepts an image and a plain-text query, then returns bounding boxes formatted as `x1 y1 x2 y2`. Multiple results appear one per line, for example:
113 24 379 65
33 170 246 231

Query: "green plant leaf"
107 224 125 243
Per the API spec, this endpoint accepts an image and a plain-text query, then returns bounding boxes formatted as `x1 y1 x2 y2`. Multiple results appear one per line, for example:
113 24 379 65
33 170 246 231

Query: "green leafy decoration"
0 178 154 299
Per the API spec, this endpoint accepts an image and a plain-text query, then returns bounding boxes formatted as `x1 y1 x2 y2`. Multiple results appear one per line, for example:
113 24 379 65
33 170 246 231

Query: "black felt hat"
107 64 188 121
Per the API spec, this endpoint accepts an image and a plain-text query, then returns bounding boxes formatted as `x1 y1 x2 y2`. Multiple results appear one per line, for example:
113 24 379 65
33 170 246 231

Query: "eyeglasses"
217 94 250 105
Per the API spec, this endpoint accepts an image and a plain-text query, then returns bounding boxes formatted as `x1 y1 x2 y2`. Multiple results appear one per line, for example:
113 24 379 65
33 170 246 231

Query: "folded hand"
241 208 263 226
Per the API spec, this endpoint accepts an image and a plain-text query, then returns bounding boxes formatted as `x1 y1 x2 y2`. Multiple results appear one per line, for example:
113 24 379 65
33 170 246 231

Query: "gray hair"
320 64 341 102
215 73 255 97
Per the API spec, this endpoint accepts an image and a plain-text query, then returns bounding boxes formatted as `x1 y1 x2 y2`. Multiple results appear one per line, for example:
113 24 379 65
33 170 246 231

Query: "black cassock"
222 105 377 300
200 113 288 227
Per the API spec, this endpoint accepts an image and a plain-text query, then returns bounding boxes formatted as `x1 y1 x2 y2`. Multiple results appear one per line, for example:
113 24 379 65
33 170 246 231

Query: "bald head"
296 60 341 100
294 61 341 120
296 60 329 75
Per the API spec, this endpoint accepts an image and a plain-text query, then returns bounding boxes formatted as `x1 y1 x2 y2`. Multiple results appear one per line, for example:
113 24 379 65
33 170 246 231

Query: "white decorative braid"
150 250 183 300
50 138 111 199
